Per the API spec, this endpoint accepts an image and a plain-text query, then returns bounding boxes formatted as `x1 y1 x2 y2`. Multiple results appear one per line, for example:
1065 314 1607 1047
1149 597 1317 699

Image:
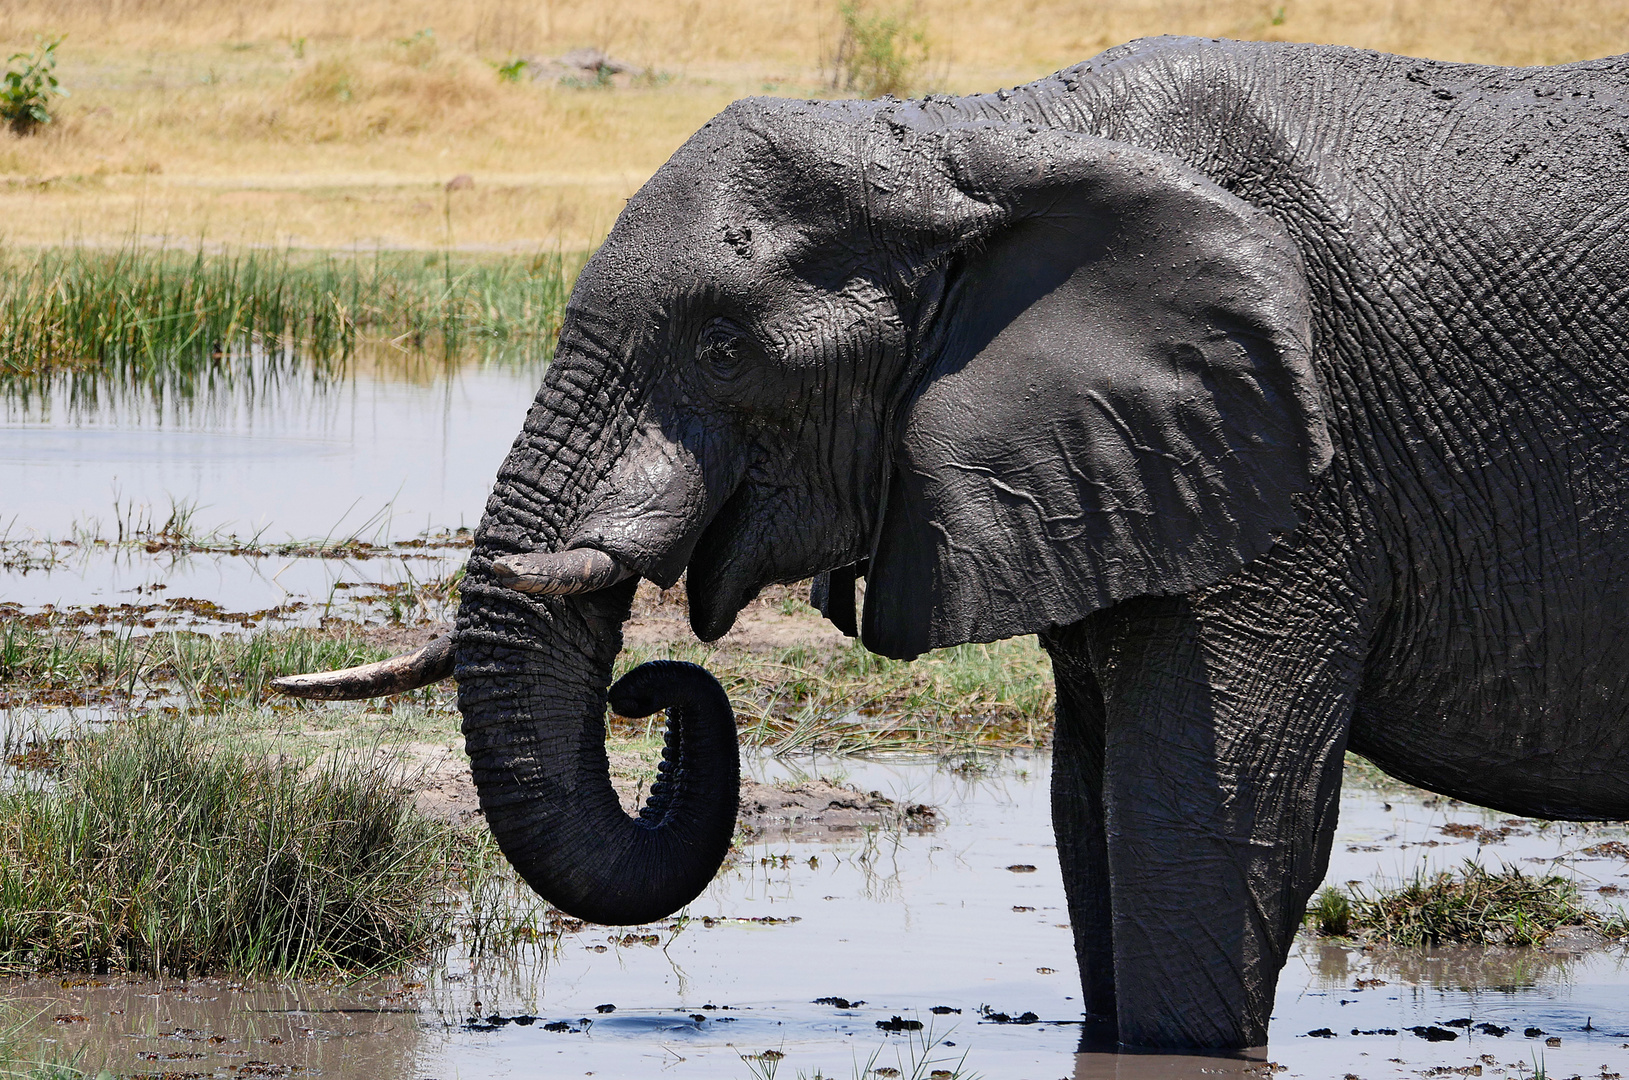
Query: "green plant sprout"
2 36 68 135
830 2 928 98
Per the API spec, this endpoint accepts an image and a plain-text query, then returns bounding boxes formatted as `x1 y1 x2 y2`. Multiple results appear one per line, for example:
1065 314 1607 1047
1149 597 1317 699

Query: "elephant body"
998 40 1629 1044
389 38 1629 1049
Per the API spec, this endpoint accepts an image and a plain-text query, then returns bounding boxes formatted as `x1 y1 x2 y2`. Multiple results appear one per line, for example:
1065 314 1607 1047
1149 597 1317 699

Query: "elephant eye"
697 318 754 380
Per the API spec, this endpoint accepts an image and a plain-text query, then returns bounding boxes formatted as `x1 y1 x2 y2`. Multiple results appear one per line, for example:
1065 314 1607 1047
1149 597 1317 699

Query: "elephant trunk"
454 546 739 924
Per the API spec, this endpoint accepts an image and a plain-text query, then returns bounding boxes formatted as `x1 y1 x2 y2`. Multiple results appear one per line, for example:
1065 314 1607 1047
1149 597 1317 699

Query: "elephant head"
276 96 1328 927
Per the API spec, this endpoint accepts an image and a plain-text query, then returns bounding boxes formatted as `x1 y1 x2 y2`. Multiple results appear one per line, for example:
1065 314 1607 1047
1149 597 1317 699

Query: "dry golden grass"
0 0 1625 249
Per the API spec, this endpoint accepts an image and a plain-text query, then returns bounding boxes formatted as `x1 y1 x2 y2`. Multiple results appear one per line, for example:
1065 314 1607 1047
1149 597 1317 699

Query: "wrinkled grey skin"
452 37 1629 1048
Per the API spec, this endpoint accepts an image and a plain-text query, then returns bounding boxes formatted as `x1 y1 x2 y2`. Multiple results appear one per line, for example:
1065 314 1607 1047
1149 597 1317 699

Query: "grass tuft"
1319 861 1629 947
1307 885 1352 937
0 714 462 976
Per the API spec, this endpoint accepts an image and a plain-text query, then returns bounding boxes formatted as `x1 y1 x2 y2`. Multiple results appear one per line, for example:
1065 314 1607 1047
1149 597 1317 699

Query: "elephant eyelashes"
697 318 755 381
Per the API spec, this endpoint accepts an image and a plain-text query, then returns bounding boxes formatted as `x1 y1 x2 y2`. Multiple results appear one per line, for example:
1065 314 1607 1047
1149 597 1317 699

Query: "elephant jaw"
683 500 780 642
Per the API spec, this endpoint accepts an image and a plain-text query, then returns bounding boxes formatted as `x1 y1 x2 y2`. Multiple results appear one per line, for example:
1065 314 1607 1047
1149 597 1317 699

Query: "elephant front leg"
1041 626 1116 1023
1089 593 1364 1048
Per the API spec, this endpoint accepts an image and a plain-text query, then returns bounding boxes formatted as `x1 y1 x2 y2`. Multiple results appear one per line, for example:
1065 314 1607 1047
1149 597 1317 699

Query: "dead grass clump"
5 0 1629 72
285 46 500 138
290 54 362 104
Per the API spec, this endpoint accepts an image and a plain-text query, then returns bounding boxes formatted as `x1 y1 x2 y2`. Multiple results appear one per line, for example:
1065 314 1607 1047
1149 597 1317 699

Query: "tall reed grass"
0 714 464 976
0 244 583 386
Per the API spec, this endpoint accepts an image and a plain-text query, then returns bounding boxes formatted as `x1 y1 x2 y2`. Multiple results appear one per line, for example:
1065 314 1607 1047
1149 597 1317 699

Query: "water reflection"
1 346 547 540
1072 1044 1269 1079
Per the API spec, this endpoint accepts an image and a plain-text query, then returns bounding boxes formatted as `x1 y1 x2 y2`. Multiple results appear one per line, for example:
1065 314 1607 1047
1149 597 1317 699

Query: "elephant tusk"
270 630 456 700
490 547 637 595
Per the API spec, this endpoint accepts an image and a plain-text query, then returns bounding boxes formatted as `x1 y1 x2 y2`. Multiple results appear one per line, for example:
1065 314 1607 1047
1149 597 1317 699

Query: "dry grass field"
0 0 1626 250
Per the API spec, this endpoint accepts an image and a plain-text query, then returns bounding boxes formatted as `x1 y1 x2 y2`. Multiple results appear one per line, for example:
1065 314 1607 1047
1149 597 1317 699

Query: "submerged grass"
1314 861 1629 947
0 1009 83 1080
0 243 583 386
0 713 465 976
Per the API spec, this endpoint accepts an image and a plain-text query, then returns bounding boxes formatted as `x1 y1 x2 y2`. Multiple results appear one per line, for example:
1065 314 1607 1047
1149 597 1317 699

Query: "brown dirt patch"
624 579 848 652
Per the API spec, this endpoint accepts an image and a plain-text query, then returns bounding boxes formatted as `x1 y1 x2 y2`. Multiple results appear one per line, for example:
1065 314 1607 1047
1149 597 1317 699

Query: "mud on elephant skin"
275 37 1629 1049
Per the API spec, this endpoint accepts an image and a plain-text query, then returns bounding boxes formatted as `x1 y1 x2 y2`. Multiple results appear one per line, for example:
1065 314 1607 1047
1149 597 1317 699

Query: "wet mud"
405 738 938 840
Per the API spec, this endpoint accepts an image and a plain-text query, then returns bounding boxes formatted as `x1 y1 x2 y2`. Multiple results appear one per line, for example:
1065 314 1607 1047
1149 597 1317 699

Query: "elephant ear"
860 127 1329 660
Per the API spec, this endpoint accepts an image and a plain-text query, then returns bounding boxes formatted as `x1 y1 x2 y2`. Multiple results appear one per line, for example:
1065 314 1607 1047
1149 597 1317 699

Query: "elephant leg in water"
1045 555 1370 1046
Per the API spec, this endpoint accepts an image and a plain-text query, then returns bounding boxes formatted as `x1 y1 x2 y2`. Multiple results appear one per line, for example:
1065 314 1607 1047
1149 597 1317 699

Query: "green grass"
0 1005 87 1080
1307 885 1352 937
3 614 1055 748
0 243 584 389
1 618 399 709
1315 861 1629 947
0 713 471 976
616 637 1057 752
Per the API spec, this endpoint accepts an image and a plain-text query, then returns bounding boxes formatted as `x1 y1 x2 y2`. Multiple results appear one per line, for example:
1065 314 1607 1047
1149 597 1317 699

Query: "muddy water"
9 755 1629 1079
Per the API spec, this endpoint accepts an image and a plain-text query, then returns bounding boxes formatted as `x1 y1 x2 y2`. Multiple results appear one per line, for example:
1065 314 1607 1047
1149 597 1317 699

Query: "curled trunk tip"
476 659 741 927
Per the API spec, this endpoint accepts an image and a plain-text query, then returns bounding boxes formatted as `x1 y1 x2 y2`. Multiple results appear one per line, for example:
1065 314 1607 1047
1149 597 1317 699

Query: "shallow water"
2 356 543 542
2 356 523 629
1 539 464 632
11 755 1629 1079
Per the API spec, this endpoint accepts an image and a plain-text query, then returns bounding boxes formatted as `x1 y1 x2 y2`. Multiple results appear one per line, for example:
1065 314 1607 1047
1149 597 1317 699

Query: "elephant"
274 36 1629 1049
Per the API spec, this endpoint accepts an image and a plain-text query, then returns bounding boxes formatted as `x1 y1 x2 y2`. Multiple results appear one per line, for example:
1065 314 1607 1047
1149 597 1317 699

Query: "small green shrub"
494 57 527 83
830 1 928 98
1308 885 1352 937
1 36 68 135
